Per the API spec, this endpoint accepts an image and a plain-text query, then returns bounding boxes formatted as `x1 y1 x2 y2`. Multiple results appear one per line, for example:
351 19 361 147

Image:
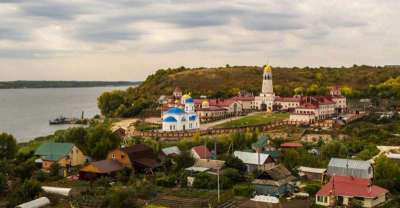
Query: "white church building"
162 95 200 132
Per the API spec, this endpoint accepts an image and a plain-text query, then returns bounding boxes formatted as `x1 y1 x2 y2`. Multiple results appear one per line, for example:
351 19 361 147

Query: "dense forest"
98 65 400 117
0 81 141 89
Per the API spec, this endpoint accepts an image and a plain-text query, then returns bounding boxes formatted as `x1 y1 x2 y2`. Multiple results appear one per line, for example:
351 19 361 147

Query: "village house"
107 144 161 172
191 145 212 160
79 160 124 180
233 151 275 172
327 158 373 179
298 166 326 182
315 176 388 207
252 164 296 197
35 143 86 174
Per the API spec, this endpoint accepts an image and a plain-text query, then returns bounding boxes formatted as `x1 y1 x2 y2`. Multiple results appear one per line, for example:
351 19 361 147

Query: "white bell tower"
255 65 275 111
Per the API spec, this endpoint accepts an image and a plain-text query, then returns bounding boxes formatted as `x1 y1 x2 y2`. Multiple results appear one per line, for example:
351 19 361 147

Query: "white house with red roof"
191 145 212 160
315 175 388 207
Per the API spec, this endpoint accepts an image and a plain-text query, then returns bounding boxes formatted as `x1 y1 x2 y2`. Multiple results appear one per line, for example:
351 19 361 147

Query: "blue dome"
189 115 197 121
185 97 194 103
166 107 185 114
163 116 177 122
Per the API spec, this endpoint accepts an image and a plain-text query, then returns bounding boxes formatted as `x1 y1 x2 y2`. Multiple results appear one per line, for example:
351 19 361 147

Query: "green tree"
320 141 348 160
102 188 138 208
173 151 195 171
224 156 247 174
97 90 126 117
374 155 400 192
0 173 7 193
0 133 17 160
8 179 42 207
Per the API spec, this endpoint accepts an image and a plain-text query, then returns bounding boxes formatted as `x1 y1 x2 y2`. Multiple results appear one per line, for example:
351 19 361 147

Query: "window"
112 153 116 160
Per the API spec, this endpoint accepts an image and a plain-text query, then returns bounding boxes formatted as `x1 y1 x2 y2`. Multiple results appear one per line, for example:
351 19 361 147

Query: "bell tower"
262 65 274 94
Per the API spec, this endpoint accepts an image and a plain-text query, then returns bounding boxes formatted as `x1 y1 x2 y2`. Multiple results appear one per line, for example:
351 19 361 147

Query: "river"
0 86 130 142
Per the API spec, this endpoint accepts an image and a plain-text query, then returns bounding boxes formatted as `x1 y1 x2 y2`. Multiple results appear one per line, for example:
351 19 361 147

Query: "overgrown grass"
215 112 289 128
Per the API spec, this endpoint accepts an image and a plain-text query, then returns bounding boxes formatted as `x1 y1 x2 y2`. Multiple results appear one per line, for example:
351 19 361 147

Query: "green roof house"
35 143 86 172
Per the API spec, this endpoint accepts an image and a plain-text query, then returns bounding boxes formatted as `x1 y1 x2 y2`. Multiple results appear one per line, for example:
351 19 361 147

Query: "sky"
0 0 399 81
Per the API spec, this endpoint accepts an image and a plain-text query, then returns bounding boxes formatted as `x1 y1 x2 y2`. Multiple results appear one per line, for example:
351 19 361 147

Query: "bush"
32 171 49 182
49 163 62 177
156 175 177 188
304 184 321 196
102 188 138 208
233 184 254 197
223 168 244 182
8 179 42 207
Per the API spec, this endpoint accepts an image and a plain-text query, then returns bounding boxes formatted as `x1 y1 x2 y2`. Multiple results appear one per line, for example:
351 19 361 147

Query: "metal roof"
327 158 373 179
162 146 181 156
234 151 271 165
166 107 185 114
185 166 210 172
298 166 326 174
35 143 74 161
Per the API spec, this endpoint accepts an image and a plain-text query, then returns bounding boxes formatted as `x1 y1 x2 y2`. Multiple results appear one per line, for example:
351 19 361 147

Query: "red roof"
191 145 211 159
232 96 255 102
281 142 303 148
317 176 388 198
275 96 301 102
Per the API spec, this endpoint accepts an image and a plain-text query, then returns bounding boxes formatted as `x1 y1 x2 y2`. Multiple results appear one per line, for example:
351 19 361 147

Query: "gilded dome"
264 65 272 73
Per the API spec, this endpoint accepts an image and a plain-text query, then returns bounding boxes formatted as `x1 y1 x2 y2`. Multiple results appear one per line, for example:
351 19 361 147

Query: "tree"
173 151 195 171
224 156 247 174
0 173 7 193
374 155 400 192
320 141 348 160
49 163 61 177
97 90 126 117
0 133 17 160
223 168 244 182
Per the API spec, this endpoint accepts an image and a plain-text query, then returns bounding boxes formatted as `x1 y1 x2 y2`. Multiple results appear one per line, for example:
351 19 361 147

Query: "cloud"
0 0 400 80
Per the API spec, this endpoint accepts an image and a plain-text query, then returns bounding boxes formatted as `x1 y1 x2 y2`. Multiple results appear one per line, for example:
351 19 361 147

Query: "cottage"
252 164 296 197
327 158 373 179
107 144 161 172
35 143 86 174
315 176 388 207
234 151 275 172
79 160 124 180
191 145 212 160
298 166 326 182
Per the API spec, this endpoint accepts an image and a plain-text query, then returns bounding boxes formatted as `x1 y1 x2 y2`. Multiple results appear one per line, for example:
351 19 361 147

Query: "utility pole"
217 168 220 202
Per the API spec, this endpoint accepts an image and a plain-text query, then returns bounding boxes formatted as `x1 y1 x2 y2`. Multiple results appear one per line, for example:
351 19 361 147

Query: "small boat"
49 116 69 125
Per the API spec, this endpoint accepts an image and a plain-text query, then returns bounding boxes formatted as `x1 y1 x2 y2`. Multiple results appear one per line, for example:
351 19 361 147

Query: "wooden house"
107 144 161 172
252 164 296 197
35 143 86 174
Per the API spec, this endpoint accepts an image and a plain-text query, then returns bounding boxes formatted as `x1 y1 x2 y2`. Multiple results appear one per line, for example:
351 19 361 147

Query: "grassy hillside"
98 65 400 117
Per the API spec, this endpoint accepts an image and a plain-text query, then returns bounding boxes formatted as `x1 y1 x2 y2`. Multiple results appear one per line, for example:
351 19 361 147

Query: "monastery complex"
160 65 347 132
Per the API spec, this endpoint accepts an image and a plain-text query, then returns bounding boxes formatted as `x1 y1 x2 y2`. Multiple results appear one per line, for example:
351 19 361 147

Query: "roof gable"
192 145 211 159
234 151 271 165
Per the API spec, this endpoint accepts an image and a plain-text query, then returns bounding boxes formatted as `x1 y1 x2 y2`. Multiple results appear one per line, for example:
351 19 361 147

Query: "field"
215 112 289 128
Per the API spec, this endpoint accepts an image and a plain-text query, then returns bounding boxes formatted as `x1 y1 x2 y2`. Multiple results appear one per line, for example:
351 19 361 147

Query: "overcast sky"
0 0 399 81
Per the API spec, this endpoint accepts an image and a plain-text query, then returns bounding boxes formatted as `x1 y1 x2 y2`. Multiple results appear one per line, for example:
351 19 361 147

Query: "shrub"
156 175 177 188
304 184 321 196
233 184 254 197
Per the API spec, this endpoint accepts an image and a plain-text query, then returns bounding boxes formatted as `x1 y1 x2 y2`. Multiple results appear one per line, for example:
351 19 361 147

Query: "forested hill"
0 81 141 89
97 65 400 117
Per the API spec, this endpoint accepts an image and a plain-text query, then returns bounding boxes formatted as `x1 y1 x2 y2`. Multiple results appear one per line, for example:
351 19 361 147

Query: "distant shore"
0 80 142 89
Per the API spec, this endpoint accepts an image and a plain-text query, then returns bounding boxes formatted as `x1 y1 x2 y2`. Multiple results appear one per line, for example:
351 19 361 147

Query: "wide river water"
0 86 129 142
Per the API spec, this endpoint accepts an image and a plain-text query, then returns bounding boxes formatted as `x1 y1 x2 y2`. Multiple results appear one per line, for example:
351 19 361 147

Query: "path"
200 112 259 130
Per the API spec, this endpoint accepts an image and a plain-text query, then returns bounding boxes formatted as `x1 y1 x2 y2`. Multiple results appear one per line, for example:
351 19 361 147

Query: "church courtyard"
214 112 289 128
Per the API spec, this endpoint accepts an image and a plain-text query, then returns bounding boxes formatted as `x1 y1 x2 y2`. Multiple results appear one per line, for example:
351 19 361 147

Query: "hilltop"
97 65 400 117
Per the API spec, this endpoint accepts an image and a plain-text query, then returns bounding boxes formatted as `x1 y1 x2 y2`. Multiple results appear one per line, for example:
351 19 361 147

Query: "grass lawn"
215 112 289 128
